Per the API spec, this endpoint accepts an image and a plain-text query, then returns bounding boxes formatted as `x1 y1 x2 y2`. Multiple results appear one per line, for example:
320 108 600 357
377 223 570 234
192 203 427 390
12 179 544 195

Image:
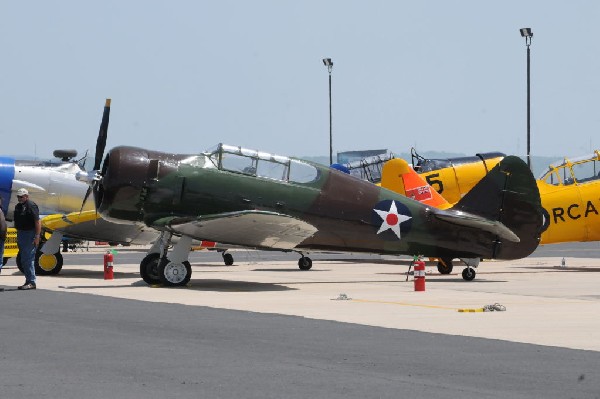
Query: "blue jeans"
0 238 4 271
17 229 36 284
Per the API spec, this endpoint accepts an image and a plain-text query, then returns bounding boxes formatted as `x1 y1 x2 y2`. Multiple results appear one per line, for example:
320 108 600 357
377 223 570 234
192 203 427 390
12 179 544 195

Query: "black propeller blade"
80 186 93 213
94 98 111 171
80 98 111 213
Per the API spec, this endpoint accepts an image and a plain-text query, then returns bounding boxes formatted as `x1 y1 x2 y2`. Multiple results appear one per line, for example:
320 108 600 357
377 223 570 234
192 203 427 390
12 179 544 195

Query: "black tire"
158 259 192 287
437 258 453 274
140 253 161 285
298 257 312 271
35 251 64 275
222 253 234 266
2 257 9 266
462 267 476 281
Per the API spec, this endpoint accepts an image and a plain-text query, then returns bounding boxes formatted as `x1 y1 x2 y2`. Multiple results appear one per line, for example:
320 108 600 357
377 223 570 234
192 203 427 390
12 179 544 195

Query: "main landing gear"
16 232 65 275
138 234 237 287
436 258 453 274
17 249 64 275
139 233 193 287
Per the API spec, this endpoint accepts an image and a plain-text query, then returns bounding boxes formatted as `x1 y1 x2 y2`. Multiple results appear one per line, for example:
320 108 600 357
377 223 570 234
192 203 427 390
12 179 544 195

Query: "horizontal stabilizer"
434 210 520 242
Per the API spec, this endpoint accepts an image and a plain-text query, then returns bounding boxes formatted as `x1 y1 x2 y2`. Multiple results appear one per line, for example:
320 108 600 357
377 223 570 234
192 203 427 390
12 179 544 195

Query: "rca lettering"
552 201 599 223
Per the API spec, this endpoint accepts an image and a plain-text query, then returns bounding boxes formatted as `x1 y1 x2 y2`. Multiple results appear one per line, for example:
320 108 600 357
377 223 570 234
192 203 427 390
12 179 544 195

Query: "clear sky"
1 1 598 162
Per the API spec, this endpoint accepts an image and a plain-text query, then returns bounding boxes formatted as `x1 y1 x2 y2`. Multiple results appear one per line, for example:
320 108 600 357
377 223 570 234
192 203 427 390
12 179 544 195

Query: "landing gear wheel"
298 257 312 271
437 258 453 274
35 251 63 275
2 257 8 266
158 259 192 286
140 253 161 285
222 252 234 266
462 267 476 281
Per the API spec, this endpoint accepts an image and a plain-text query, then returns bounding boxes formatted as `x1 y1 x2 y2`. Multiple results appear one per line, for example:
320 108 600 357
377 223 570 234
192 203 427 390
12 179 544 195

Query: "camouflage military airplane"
80 133 544 285
347 154 510 275
401 149 600 273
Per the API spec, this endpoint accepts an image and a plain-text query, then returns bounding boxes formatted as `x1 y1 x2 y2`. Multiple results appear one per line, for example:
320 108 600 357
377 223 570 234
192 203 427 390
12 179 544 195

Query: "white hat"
16 188 29 196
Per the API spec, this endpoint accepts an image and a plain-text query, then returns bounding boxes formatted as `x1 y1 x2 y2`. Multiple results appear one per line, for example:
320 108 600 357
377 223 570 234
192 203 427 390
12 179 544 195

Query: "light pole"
520 28 533 170
323 58 333 165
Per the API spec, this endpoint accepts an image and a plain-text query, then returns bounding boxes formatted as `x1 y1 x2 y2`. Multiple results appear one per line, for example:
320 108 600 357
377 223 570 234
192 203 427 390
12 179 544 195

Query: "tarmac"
3 246 600 352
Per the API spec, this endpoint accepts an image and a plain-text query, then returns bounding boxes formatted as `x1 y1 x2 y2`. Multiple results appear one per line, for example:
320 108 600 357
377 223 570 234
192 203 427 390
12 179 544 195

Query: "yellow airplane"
411 149 505 204
412 150 600 246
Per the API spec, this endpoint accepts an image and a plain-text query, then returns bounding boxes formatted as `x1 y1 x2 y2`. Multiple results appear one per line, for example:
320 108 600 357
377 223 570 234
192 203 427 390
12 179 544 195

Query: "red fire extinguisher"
413 260 425 291
104 252 114 280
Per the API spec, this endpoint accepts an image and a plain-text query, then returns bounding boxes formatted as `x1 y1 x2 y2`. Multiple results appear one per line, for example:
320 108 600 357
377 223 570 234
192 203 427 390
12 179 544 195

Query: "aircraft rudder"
452 155 543 259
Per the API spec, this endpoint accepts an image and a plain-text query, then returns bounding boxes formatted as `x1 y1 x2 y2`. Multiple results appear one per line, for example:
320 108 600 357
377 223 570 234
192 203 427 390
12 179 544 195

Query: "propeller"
94 99 111 171
78 99 111 212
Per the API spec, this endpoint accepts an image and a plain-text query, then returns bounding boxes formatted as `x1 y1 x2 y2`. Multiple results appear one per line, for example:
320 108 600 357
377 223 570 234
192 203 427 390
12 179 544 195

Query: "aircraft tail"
381 158 452 210
447 155 543 259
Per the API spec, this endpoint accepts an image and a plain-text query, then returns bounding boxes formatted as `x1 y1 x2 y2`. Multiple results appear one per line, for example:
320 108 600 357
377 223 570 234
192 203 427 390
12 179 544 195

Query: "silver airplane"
3 102 161 275
1 150 93 220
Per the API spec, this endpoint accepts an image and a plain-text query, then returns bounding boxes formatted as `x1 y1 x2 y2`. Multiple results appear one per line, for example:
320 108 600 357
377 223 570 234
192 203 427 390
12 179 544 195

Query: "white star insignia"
374 201 412 239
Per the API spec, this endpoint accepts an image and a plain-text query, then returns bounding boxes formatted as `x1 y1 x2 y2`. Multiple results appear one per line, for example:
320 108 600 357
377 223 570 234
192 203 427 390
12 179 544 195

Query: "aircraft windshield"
179 155 215 168
343 154 395 183
539 151 600 185
207 144 318 183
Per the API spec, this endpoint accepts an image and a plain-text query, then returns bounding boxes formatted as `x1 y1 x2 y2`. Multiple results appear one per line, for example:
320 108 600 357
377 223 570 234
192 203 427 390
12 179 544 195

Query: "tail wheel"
462 267 476 281
158 260 192 286
437 258 453 274
298 257 312 271
140 253 161 285
35 251 64 275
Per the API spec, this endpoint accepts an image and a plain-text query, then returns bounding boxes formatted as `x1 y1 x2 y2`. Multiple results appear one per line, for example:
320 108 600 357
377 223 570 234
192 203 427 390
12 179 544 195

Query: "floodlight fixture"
519 28 533 38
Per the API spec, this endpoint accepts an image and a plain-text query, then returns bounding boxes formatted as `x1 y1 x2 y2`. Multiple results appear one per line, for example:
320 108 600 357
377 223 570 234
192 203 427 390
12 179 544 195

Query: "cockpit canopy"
201 144 319 184
539 150 600 186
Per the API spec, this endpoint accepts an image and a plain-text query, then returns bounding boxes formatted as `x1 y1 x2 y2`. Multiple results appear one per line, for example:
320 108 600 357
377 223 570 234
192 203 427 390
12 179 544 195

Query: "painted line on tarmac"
351 298 458 311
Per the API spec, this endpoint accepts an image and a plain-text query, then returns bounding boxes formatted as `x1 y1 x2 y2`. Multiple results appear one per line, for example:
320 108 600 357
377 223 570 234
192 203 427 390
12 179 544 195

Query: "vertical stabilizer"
451 156 543 259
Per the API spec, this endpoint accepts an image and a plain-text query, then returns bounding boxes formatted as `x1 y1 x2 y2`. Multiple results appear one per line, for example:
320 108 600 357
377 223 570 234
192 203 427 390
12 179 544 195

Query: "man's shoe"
18 282 36 290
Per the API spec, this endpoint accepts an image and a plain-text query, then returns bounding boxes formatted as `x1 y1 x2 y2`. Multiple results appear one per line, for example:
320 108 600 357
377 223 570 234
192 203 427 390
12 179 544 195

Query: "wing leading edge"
154 210 318 250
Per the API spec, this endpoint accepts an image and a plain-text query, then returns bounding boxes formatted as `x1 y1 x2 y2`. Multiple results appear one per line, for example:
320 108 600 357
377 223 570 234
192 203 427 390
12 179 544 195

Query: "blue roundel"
371 200 413 241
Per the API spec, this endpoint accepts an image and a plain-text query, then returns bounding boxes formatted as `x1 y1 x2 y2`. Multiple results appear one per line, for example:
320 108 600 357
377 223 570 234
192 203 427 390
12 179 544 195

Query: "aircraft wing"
433 210 520 243
42 210 159 244
153 210 318 250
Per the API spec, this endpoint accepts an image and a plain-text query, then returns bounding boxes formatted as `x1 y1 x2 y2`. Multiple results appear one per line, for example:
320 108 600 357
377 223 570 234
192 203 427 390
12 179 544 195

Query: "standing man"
14 188 40 290
0 197 6 274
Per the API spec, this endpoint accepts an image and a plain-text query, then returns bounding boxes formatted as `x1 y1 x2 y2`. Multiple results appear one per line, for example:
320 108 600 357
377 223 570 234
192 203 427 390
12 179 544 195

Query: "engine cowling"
95 146 192 224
